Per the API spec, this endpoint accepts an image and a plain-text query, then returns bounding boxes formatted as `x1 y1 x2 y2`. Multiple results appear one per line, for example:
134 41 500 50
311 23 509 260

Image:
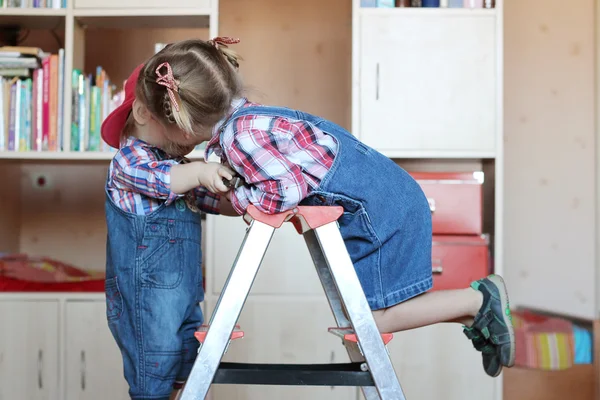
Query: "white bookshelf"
0 2 218 400
0 0 218 161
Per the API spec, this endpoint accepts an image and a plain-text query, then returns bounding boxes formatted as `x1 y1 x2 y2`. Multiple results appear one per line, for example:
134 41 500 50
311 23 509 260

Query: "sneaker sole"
487 274 515 367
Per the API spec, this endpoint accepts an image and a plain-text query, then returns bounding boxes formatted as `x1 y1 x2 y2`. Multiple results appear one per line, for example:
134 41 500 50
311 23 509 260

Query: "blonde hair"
135 38 244 140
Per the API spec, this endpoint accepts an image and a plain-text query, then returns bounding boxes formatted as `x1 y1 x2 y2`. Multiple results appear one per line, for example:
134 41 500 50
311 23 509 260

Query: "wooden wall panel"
84 27 209 89
504 0 596 318
0 163 21 253
219 0 352 129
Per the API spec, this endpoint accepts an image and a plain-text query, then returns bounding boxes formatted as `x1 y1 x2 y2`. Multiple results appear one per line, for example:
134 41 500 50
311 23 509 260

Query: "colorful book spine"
48 54 58 151
77 73 85 151
71 69 81 151
8 82 16 151
42 57 49 150
0 77 4 151
57 48 64 151
35 67 43 151
13 79 21 151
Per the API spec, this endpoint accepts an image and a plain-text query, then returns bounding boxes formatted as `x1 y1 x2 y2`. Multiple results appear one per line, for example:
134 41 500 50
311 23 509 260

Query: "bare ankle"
469 287 484 317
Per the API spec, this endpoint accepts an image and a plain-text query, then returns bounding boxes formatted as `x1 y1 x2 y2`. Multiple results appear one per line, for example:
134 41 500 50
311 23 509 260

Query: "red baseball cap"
101 63 144 149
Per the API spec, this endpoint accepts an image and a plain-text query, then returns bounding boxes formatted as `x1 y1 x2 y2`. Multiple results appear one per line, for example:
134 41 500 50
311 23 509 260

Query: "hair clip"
155 62 180 112
209 36 241 49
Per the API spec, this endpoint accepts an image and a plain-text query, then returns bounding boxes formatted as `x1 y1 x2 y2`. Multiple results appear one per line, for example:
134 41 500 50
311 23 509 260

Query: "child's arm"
171 162 233 194
111 147 234 204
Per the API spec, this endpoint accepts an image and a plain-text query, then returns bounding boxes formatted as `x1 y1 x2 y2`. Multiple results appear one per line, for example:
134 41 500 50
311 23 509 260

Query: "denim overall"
221 105 433 310
104 191 204 400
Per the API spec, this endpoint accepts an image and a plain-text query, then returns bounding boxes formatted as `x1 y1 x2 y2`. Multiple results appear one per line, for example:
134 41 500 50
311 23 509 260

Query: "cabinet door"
0 300 59 400
64 301 129 400
208 215 324 296
359 13 497 156
206 298 358 400
378 324 496 400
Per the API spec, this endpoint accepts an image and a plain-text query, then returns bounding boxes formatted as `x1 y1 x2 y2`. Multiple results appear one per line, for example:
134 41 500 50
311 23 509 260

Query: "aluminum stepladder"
180 205 407 400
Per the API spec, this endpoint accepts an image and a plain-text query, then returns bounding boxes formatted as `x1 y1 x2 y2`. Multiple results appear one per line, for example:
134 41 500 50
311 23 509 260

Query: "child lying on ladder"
101 36 515 400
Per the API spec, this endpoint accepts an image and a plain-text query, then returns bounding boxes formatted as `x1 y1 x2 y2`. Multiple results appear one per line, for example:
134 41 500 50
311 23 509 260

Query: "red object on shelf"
430 235 490 291
0 276 105 292
0 254 105 292
410 172 483 235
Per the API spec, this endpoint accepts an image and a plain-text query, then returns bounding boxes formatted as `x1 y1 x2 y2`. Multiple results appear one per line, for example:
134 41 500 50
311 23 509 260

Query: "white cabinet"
0 298 129 400
207 298 358 400
64 301 129 400
383 324 496 400
0 301 59 400
357 11 497 156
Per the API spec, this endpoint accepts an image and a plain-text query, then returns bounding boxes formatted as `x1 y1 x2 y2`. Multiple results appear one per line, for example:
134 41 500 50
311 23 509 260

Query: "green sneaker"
471 274 516 368
463 326 502 377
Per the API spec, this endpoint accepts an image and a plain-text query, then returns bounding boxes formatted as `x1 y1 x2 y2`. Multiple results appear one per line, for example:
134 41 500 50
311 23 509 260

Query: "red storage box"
411 172 483 235
431 235 490 291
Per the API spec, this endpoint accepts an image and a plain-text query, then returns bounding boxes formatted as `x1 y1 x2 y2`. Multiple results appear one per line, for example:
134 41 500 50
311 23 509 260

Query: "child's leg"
372 287 482 333
372 275 515 378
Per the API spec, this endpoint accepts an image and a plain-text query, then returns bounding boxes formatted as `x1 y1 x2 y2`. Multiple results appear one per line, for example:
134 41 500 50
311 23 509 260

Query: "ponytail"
208 36 242 69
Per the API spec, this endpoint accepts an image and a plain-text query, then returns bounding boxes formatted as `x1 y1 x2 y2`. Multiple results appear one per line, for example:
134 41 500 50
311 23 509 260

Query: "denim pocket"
332 195 381 259
140 238 184 289
105 277 123 323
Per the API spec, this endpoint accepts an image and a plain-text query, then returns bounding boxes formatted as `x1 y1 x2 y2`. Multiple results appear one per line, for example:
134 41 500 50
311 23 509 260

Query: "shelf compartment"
0 9 66 29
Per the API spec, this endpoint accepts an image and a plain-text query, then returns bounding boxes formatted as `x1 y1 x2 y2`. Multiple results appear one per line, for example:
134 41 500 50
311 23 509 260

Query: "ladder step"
328 327 394 345
213 362 374 387
194 325 245 343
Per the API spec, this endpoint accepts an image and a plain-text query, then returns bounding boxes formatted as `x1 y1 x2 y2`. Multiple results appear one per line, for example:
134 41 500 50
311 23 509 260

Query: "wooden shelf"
380 149 496 159
0 8 67 16
358 7 497 16
0 150 205 161
0 151 114 160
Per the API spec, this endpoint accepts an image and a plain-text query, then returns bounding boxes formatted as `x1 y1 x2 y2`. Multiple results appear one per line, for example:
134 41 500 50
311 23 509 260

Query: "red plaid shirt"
204 98 338 215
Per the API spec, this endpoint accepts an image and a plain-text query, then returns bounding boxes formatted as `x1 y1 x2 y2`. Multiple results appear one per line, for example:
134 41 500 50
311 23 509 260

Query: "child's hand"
197 162 236 194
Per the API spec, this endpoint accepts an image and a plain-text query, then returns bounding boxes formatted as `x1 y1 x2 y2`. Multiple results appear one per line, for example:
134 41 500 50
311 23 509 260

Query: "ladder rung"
213 362 374 387
328 327 394 345
194 325 245 343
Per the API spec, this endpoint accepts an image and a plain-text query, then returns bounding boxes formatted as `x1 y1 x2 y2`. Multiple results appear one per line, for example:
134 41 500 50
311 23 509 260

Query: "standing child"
100 43 242 399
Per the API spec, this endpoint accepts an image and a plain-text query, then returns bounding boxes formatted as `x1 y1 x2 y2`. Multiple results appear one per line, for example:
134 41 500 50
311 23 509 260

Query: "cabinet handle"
329 351 335 390
427 198 436 213
432 258 443 274
37 349 43 389
375 63 380 100
81 350 86 391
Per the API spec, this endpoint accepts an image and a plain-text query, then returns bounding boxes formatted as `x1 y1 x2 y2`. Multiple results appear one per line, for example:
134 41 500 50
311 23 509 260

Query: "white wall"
504 0 596 319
